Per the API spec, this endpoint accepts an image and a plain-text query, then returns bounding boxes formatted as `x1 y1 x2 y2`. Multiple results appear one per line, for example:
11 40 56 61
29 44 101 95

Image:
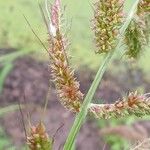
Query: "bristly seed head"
27 122 52 150
48 0 83 112
125 16 149 58
92 0 124 53
125 0 150 59
89 91 150 119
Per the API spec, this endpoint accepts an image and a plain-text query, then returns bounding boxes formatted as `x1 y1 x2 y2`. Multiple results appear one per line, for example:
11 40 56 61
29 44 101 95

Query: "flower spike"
89 92 150 119
92 0 124 53
27 122 52 150
125 16 149 58
47 0 83 112
125 0 150 58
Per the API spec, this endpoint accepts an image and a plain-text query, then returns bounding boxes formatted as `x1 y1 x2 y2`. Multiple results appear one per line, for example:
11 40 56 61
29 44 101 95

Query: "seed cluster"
93 0 124 53
89 92 150 119
125 17 148 58
125 0 150 58
138 0 150 14
27 122 52 150
49 34 83 112
48 0 83 112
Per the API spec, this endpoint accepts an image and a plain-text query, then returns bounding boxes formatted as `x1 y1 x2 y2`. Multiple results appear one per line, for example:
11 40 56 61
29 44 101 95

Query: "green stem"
0 49 34 64
0 63 13 94
63 0 140 149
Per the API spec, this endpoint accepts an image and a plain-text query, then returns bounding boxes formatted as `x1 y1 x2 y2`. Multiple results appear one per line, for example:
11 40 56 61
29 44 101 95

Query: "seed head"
125 16 149 58
125 0 150 59
89 92 150 119
92 0 124 53
48 0 83 112
27 122 52 150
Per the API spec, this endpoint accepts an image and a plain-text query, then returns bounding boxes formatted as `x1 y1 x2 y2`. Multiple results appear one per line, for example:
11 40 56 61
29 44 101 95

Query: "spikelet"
27 122 52 150
92 0 124 53
48 0 83 112
125 0 150 59
125 16 148 58
89 92 150 119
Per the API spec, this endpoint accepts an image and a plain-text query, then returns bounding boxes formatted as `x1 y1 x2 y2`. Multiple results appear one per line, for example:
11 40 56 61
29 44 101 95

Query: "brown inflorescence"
48 0 83 112
27 122 52 150
92 0 124 53
89 92 150 119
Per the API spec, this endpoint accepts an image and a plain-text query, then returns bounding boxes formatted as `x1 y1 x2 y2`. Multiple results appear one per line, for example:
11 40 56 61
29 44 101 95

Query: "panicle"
27 122 52 150
89 91 150 119
92 0 124 53
48 0 83 112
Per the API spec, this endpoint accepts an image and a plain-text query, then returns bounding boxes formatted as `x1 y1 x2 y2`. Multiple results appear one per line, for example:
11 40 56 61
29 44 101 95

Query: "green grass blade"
63 0 140 149
0 105 24 117
0 63 13 94
0 49 34 64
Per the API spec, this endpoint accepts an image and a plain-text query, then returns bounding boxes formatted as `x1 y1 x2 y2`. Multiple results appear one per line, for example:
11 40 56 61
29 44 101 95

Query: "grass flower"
89 92 150 119
47 0 83 112
125 16 149 58
27 122 52 150
92 0 124 53
125 0 150 58
137 0 150 14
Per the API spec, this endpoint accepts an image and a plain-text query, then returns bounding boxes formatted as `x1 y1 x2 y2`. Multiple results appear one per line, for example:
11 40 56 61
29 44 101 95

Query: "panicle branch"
89 91 150 119
47 0 83 112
